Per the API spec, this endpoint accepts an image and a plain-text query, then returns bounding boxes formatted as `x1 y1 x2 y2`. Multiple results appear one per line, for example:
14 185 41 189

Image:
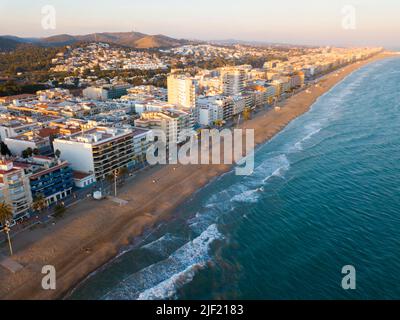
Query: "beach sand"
0 52 394 300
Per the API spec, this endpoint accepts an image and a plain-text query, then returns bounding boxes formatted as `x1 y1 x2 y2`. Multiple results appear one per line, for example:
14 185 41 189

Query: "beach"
0 52 393 300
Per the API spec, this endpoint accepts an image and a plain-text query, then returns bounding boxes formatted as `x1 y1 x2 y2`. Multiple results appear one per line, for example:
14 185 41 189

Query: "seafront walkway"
0 254 23 273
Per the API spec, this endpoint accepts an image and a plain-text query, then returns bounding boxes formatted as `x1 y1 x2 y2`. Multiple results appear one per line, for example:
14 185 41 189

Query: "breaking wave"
102 224 223 300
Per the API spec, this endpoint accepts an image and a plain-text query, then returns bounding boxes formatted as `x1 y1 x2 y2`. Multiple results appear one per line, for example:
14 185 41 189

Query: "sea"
69 56 400 300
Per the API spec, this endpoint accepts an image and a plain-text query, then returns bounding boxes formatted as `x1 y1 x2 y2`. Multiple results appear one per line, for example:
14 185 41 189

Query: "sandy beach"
0 52 394 300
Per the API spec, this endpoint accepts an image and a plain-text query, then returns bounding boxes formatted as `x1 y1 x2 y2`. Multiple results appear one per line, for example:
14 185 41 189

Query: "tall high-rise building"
167 74 198 109
220 67 246 96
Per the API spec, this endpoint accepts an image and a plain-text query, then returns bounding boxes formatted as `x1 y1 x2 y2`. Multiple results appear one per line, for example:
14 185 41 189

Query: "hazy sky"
0 0 399 47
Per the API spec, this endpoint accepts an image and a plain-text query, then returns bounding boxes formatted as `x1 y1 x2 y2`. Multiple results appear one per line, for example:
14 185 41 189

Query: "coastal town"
0 44 382 238
2 0 400 308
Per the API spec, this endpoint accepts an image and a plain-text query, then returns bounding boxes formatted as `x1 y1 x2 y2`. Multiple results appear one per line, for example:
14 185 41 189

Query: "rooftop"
55 126 133 145
73 171 94 180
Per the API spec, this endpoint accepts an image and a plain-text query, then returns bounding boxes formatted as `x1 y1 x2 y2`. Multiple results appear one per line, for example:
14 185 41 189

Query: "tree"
0 142 12 157
32 193 47 212
117 167 129 185
118 167 129 178
53 203 66 219
106 173 114 184
22 147 33 158
243 107 252 121
0 202 14 256
0 202 12 226
214 120 223 127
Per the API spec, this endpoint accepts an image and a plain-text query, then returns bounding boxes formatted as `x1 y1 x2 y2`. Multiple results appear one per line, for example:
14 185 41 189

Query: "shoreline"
0 52 395 300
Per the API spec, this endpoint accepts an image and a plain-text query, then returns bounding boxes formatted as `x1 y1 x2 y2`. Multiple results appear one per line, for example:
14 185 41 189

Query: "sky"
0 0 399 47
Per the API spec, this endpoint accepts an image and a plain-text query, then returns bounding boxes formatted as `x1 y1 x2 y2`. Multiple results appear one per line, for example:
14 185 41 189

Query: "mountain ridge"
0 31 193 50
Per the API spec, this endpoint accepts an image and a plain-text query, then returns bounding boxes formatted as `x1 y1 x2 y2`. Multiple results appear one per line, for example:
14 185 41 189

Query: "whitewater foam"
102 224 223 300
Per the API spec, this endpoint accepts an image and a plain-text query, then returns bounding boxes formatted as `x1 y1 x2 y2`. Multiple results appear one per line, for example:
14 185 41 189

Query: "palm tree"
118 167 129 185
118 167 128 178
243 107 252 121
32 193 47 212
105 172 116 196
106 173 114 184
0 202 14 256
53 203 66 219
214 120 223 128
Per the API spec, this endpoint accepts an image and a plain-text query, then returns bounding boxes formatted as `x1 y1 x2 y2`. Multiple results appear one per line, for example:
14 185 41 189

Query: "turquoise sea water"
70 57 400 300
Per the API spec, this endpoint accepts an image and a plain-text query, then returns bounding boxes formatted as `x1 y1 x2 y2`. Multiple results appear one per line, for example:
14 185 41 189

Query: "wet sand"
0 52 394 300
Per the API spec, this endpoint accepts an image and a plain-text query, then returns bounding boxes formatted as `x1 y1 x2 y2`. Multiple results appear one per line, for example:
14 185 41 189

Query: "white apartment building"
83 84 131 101
232 95 247 116
0 160 32 221
167 74 198 109
132 128 153 163
220 67 246 96
196 95 235 124
133 100 177 116
135 110 193 145
5 133 52 157
53 127 149 180
196 96 225 126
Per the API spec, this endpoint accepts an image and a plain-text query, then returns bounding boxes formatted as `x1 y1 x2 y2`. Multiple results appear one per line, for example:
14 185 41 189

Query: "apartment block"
0 160 32 220
53 127 139 180
196 96 226 126
83 83 131 101
232 95 247 116
220 67 246 96
167 74 198 109
135 110 193 145
20 156 74 206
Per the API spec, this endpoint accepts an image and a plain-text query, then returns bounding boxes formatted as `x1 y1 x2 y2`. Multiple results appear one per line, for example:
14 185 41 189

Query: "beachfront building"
167 74 198 109
19 156 74 206
53 127 137 181
135 110 193 145
196 96 226 126
0 160 32 221
245 87 267 110
290 72 305 88
220 67 246 96
232 95 247 116
132 128 153 165
195 95 236 126
72 171 96 189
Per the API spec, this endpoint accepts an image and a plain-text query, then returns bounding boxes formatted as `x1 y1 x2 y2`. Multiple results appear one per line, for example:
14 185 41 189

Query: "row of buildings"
51 43 168 73
0 124 152 222
0 46 383 224
0 157 74 221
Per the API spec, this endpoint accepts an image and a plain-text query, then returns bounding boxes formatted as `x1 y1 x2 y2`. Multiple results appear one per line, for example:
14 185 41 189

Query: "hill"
0 31 191 49
0 37 21 51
